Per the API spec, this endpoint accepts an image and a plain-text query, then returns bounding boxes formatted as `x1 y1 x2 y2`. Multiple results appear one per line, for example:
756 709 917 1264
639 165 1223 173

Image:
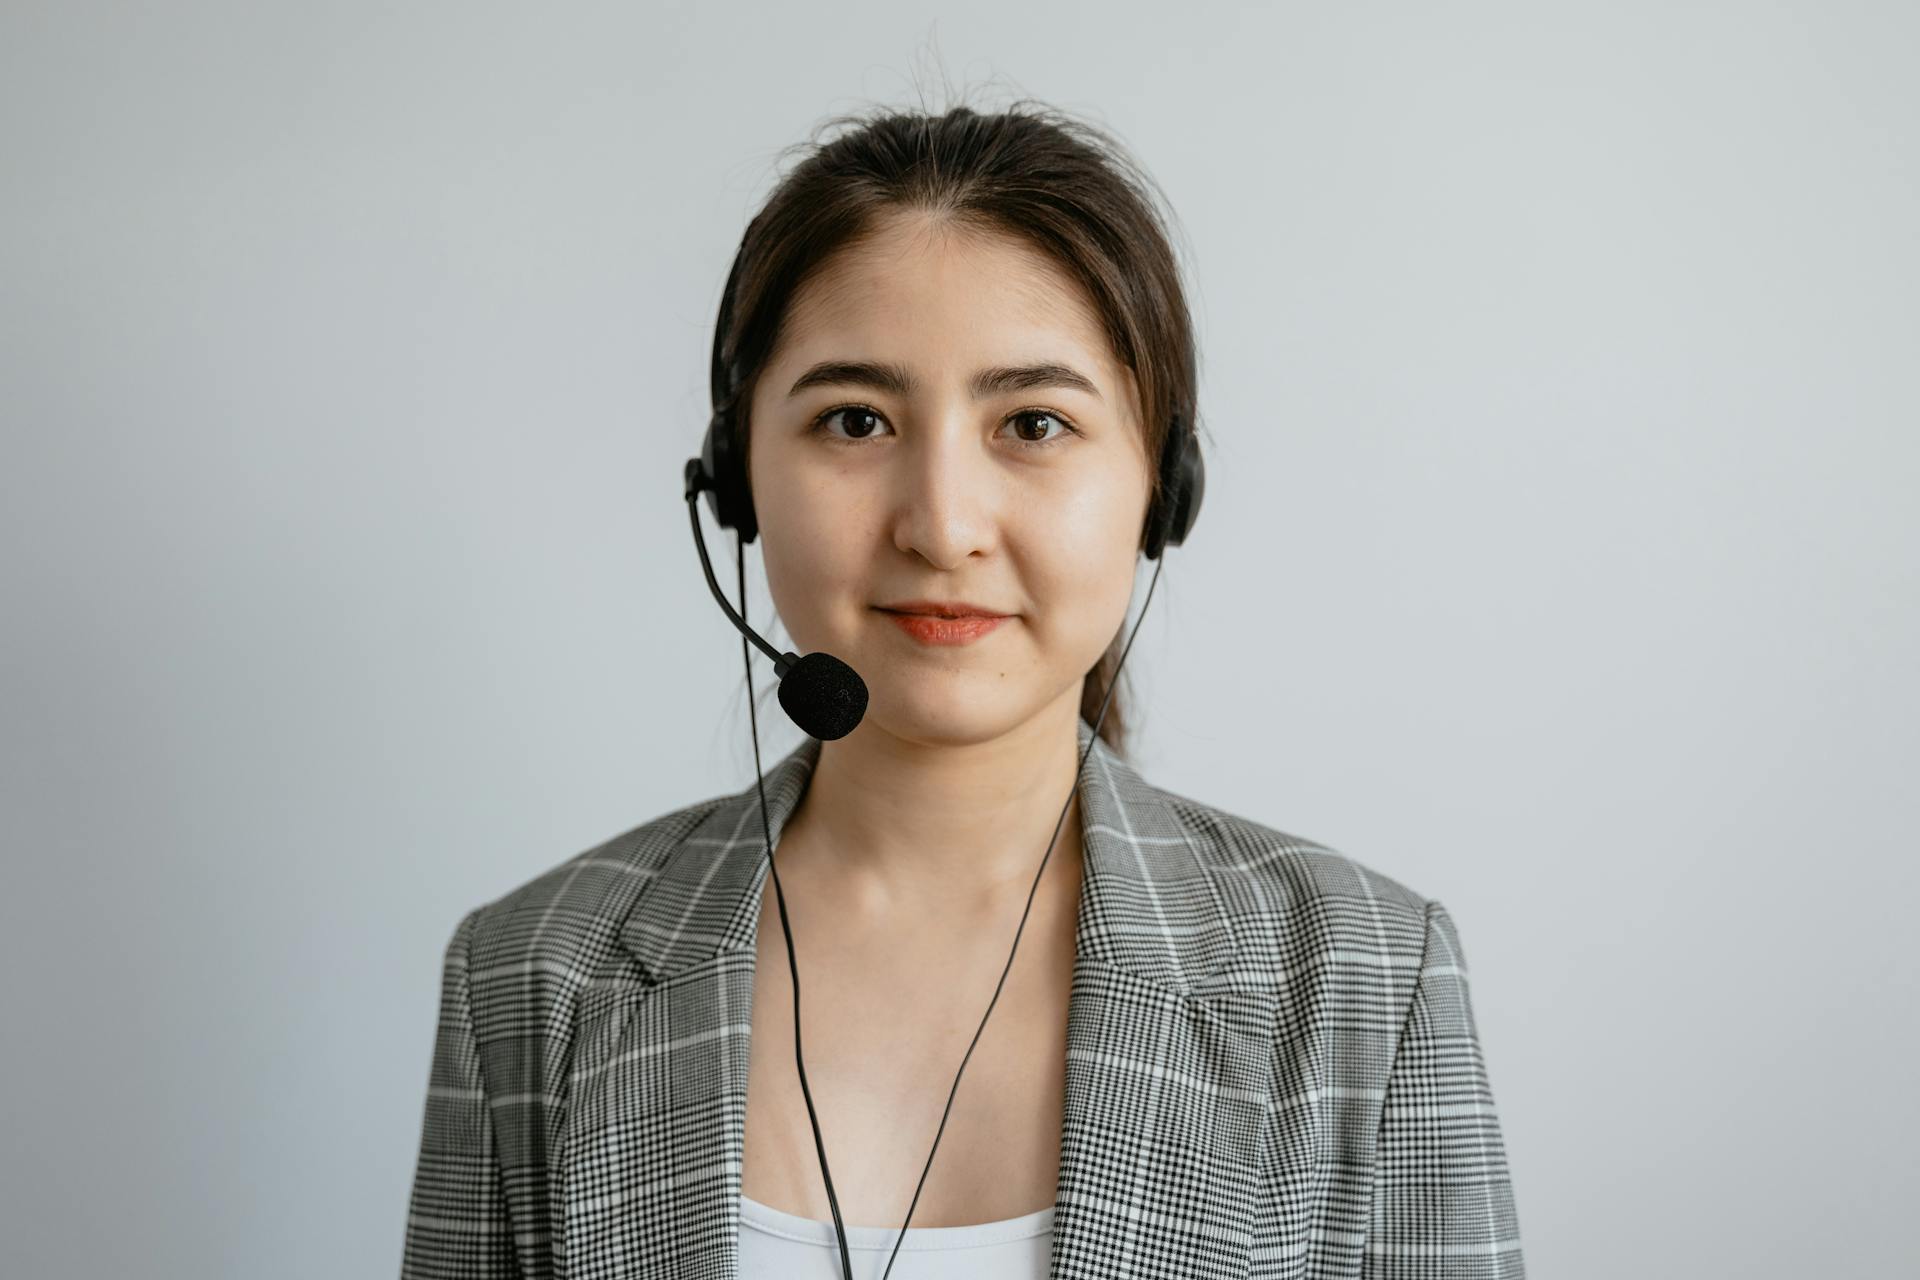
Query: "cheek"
1038 472 1147 572
1026 529 1140 655
760 532 842 629
753 461 845 588
757 510 875 652
754 453 836 541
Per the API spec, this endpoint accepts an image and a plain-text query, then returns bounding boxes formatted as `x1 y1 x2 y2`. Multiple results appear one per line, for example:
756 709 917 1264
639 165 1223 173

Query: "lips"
877 606 1010 646
875 600 1010 619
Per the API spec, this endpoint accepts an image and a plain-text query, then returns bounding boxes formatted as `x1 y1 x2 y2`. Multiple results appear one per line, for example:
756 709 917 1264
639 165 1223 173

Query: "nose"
888 414 1001 570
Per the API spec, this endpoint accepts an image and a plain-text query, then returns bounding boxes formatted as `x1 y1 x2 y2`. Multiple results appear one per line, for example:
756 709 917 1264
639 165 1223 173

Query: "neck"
778 695 1089 916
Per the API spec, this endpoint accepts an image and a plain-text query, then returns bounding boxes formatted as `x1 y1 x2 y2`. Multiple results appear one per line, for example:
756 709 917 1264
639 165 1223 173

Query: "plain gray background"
4 2 1914 1276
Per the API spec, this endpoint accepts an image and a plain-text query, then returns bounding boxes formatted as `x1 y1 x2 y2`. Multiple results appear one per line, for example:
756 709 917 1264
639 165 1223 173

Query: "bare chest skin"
740 829 1084 1229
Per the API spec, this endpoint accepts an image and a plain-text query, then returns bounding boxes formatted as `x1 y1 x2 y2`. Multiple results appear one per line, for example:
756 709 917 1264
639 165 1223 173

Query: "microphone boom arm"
685 461 797 678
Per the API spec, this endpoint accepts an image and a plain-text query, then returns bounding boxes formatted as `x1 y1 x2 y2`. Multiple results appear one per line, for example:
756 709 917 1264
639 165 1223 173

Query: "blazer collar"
617 717 1238 995
567 721 1303 1279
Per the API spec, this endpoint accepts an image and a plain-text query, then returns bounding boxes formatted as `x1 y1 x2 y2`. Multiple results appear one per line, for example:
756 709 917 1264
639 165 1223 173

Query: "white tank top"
738 1192 1054 1279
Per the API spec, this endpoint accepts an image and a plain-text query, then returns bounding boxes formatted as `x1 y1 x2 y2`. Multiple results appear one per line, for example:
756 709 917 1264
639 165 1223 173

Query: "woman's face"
745 212 1153 748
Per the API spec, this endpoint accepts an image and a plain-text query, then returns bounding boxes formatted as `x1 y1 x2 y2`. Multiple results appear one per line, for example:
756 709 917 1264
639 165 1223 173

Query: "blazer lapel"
560 720 1296 1280
1049 722 1293 1279
559 742 816 1280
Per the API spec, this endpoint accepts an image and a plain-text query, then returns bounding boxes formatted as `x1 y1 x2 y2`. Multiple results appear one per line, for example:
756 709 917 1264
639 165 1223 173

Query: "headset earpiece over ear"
697 404 758 545
1141 411 1205 560
691 238 760 543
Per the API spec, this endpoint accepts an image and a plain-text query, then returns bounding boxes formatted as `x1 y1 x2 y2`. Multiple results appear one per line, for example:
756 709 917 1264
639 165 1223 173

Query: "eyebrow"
786 359 1103 402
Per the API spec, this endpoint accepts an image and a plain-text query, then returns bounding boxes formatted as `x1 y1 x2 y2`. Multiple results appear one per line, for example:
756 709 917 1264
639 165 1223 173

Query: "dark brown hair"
718 95 1202 758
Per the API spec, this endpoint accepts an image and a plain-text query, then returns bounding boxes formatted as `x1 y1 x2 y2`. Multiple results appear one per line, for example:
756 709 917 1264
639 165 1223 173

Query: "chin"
859 686 1035 747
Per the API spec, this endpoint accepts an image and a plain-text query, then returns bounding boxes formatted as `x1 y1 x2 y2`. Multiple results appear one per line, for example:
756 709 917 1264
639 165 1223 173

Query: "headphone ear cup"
1163 427 1204 549
1142 418 1204 560
700 409 759 545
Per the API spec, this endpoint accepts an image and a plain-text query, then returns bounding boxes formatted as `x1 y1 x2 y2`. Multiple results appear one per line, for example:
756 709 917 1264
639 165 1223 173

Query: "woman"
401 100 1525 1280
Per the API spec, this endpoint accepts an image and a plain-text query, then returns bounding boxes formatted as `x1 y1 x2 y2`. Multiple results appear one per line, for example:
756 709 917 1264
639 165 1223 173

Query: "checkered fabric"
401 718 1524 1278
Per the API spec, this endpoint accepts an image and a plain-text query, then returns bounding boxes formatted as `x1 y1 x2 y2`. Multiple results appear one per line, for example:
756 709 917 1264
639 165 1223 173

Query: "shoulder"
1151 780 1437 964
448 792 727 1008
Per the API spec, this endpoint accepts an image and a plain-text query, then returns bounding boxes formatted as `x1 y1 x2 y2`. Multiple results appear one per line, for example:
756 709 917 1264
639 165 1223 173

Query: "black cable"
736 533 1167 1280
738 536 856 1276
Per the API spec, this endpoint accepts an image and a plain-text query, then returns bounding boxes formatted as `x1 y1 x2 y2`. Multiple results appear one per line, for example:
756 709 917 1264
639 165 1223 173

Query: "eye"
812 405 894 442
810 405 1082 449
1003 409 1079 448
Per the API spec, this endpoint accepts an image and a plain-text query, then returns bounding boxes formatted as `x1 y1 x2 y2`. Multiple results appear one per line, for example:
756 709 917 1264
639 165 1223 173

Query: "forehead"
770 214 1128 394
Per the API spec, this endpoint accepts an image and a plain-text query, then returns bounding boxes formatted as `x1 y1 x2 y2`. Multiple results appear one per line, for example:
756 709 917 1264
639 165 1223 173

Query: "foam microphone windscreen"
778 652 868 740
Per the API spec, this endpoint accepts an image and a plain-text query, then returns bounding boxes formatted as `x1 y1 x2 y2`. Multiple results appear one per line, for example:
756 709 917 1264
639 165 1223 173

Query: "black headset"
691 239 1206 559
678 231 1207 1280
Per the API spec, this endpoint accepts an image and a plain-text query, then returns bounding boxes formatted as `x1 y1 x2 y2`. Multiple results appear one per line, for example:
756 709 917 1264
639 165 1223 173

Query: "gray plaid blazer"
402 719 1525 1278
